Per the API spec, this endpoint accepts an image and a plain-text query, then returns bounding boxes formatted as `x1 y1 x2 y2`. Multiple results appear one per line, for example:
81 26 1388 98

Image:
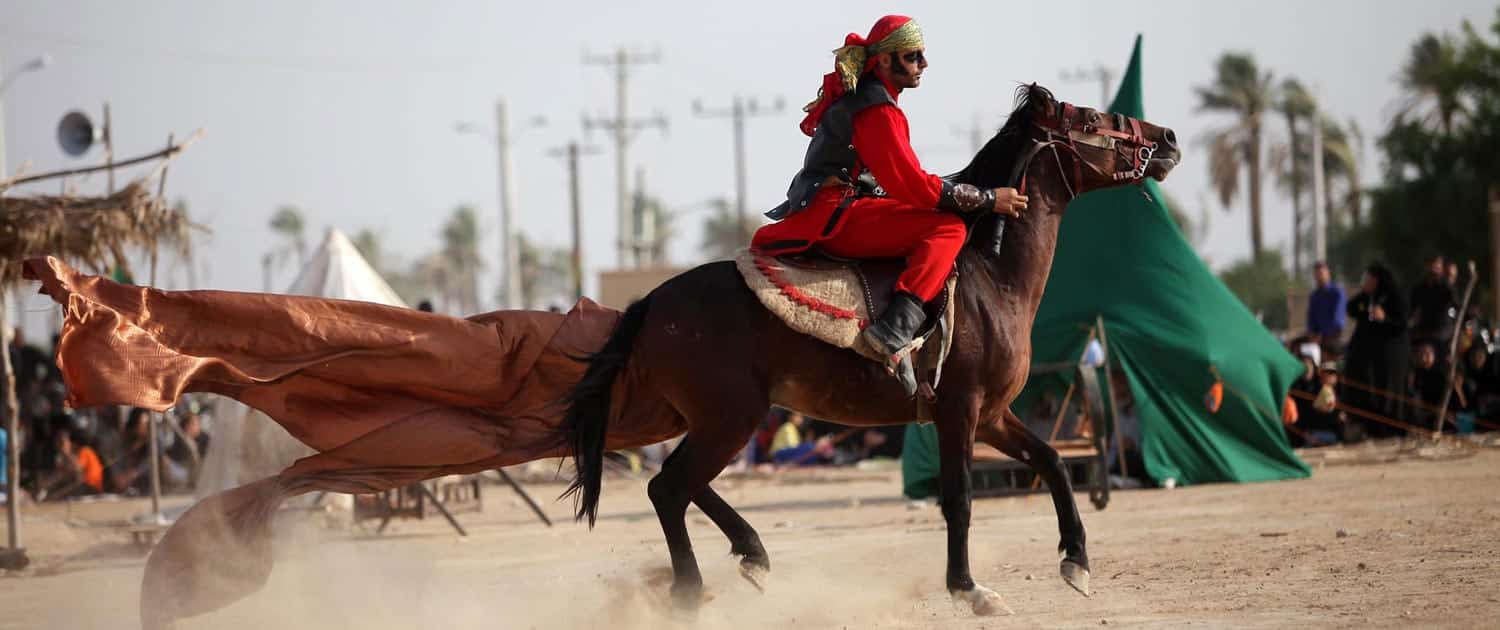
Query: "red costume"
752 15 985 302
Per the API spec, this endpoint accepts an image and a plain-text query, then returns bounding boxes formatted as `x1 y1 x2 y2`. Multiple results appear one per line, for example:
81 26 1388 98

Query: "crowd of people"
1286 255 1497 446
1 329 211 505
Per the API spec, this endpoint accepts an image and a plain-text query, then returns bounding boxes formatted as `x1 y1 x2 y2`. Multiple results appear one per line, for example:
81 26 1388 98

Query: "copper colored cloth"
21 257 682 628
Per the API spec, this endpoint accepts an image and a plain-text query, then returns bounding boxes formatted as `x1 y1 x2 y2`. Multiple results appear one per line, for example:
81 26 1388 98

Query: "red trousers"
752 191 966 301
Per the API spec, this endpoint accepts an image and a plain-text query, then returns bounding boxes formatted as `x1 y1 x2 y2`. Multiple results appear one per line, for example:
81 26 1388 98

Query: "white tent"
195 228 406 499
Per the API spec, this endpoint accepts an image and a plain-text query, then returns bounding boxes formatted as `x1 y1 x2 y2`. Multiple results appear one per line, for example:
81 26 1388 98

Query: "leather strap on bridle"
990 101 1156 255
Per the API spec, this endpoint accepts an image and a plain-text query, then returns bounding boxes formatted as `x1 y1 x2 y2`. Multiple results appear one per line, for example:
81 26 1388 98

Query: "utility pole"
693 95 785 237
583 47 666 269
548 141 600 300
1061 65 1117 110
456 100 544 309
494 100 522 309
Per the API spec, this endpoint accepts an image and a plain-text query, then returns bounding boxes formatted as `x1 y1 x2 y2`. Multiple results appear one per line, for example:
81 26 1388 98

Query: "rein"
989 101 1157 255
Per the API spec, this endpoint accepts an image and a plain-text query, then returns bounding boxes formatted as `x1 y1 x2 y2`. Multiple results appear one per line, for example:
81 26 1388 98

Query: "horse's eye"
1089 112 1102 126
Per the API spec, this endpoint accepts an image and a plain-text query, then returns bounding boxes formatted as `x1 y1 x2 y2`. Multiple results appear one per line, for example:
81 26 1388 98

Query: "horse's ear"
1027 83 1056 120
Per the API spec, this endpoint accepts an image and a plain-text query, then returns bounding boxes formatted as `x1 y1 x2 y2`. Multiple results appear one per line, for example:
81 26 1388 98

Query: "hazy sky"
3 0 1495 331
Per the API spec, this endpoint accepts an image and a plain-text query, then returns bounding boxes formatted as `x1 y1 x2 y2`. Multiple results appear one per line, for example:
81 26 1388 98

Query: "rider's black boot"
853 292 926 396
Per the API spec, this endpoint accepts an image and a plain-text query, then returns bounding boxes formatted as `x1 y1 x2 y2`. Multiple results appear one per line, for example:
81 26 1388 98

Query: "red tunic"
752 80 967 301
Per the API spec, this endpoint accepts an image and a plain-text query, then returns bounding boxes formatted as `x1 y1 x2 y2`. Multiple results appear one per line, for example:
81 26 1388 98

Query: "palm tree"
263 205 308 291
352 228 384 274
515 233 570 309
441 205 483 314
700 198 755 261
413 252 454 313
1401 33 1466 134
1273 78 1316 271
268 205 307 265
1197 53 1275 258
1316 117 1362 228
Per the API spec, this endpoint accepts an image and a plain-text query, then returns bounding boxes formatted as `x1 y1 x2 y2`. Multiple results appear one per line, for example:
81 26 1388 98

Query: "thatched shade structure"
0 181 193 285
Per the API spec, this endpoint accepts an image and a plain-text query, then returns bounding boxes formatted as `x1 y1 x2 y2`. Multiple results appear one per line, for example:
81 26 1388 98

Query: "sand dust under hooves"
4 446 1500 629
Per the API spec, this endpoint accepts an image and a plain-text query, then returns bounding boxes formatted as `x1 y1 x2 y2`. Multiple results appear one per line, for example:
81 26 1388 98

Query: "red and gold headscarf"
799 15 926 136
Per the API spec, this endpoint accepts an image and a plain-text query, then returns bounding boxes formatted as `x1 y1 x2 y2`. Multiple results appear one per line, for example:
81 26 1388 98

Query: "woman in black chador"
1343 263 1410 438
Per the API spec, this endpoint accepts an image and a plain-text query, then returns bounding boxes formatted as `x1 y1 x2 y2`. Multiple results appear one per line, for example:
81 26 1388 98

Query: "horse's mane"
949 83 1056 189
949 84 1057 259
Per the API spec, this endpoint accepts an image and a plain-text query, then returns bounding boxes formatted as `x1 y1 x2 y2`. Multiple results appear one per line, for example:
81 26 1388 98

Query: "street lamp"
455 101 546 310
0 54 50 95
1 54 52 179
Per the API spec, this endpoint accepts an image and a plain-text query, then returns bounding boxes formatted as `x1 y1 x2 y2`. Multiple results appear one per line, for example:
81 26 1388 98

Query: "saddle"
735 249 958 413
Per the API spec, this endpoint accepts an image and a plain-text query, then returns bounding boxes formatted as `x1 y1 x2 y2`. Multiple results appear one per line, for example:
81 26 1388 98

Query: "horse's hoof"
1061 559 1091 597
738 560 769 593
952 585 1014 616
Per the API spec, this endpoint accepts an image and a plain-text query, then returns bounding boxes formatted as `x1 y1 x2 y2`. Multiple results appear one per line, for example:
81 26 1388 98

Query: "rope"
1288 388 1429 435
1335 374 1500 432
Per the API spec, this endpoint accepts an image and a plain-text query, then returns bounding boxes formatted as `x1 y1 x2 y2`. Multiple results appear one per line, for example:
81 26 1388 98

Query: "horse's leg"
976 408 1090 596
693 485 770 591
648 424 758 610
935 407 1012 616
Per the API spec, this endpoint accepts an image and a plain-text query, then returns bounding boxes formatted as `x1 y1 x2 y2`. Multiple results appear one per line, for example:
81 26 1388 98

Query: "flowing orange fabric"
20 257 683 629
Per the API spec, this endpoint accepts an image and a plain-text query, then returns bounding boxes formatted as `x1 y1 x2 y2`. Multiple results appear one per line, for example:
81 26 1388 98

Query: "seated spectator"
112 409 157 495
1408 343 1452 429
35 427 104 501
1286 341 1341 447
164 411 211 491
769 412 833 466
1460 341 1500 420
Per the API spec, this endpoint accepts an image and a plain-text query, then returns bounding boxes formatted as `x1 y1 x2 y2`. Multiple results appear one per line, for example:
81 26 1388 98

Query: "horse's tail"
561 293 653 528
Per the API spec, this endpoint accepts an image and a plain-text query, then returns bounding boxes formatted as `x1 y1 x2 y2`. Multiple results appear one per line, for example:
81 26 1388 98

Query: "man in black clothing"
1409 255 1457 364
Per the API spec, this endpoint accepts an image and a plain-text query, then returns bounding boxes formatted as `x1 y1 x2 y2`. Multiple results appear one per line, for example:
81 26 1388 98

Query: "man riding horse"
752 15 1029 395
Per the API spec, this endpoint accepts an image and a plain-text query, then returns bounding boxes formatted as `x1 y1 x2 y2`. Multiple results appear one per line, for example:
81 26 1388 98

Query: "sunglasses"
900 50 926 65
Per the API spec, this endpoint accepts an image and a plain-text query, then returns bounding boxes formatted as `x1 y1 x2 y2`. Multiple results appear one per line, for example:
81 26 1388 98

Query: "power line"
0 27 491 74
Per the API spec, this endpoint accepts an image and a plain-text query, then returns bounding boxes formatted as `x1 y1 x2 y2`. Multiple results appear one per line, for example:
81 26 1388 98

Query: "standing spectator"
1344 263 1410 439
1306 261 1347 358
1409 255 1457 364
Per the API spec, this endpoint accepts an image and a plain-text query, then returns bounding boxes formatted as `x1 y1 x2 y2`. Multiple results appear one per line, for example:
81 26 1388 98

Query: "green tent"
903 36 1308 497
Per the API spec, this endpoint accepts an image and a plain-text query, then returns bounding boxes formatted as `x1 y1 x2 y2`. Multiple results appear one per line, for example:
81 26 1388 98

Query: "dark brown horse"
562 83 1180 615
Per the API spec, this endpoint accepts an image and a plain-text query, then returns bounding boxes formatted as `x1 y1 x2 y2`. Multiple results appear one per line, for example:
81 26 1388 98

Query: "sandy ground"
2 443 1499 630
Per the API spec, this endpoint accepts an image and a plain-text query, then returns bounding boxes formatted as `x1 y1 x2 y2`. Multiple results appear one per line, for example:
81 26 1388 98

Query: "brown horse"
562 83 1180 615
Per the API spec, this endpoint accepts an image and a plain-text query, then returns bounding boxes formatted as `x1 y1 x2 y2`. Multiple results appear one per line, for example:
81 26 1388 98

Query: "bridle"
990 100 1158 255
1007 101 1158 199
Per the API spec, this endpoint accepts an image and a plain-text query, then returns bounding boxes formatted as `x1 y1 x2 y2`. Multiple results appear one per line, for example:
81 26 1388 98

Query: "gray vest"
766 77 895 220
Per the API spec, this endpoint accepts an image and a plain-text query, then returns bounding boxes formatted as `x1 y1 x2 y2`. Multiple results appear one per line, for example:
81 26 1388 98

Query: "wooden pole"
1434 261 1479 435
1095 315 1128 479
2 283 22 554
147 412 162 520
103 103 114 195
0 129 203 191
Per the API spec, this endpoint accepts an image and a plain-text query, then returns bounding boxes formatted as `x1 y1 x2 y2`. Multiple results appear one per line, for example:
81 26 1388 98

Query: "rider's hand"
992 188 1028 217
